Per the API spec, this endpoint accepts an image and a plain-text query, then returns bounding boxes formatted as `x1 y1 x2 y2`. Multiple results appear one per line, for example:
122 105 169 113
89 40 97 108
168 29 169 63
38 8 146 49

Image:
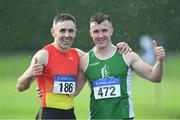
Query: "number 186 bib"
53 75 76 94
92 77 121 99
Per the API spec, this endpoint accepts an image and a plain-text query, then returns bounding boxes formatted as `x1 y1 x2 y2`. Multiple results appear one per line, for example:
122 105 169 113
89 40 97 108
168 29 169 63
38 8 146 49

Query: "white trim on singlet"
126 68 134 118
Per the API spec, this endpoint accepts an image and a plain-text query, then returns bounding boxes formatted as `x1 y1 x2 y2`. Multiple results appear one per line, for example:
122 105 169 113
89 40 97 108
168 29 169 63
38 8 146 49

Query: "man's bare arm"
16 50 48 91
124 40 165 83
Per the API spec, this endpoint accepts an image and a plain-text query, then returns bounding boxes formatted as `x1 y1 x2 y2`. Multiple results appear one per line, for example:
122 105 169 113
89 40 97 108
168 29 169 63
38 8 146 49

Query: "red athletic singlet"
36 44 80 109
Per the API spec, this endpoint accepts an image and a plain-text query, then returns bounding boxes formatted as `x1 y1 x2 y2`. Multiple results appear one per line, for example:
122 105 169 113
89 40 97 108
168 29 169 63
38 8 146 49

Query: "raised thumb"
153 40 157 51
34 57 38 64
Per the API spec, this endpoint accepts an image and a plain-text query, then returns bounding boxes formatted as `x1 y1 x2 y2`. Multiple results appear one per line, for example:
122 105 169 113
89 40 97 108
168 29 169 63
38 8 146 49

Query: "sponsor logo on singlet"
101 64 110 78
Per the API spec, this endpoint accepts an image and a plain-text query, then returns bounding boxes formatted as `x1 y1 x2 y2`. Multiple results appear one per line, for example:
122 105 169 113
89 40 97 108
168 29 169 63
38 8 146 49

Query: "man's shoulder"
43 43 53 50
122 51 139 66
80 53 89 73
34 50 48 65
74 48 85 58
81 53 89 60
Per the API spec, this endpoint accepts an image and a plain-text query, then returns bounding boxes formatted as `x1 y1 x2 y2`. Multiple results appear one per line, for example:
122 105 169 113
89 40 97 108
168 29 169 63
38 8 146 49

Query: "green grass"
0 54 180 119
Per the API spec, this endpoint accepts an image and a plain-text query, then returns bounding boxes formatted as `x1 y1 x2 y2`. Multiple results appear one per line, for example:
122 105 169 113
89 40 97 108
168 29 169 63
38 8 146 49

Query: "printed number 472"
98 86 116 97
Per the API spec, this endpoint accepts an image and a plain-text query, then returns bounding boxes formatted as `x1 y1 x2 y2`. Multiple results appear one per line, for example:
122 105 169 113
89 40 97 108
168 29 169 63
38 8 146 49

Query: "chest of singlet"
36 44 80 109
85 49 134 118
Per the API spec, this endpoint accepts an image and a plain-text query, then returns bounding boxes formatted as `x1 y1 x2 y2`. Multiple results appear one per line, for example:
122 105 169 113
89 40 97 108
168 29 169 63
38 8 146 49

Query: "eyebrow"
59 28 75 32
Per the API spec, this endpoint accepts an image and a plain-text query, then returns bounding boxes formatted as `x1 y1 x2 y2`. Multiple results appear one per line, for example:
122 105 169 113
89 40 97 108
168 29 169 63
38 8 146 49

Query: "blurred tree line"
0 0 179 54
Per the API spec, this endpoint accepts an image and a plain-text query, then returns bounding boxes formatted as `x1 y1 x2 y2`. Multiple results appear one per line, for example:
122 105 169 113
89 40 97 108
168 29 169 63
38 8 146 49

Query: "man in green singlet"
78 12 165 119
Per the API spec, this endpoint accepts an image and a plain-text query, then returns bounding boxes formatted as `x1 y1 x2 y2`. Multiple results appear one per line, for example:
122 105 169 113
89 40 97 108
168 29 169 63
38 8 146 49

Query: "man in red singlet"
16 13 130 119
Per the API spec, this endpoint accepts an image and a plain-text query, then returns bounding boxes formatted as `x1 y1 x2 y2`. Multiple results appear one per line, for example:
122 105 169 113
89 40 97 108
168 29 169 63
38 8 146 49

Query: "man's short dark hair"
90 12 111 24
53 13 76 27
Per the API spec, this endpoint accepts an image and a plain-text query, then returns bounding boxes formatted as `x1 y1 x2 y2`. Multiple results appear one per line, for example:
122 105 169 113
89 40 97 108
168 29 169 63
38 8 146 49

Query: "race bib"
92 77 121 99
53 75 76 94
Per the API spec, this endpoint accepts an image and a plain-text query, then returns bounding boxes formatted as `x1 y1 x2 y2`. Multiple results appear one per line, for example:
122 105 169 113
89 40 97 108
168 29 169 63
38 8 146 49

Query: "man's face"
89 20 113 48
51 20 76 50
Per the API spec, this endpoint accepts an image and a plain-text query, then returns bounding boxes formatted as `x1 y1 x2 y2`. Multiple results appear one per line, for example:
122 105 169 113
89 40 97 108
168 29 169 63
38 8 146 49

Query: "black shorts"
35 107 76 120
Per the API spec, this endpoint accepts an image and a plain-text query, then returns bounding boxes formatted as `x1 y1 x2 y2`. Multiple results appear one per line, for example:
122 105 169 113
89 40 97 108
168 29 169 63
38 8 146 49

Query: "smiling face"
89 20 113 49
51 20 77 51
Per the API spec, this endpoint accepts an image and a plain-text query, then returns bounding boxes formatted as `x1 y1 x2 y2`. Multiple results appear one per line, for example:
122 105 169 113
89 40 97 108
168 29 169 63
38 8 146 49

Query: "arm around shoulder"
73 67 87 97
74 48 86 58
73 53 89 96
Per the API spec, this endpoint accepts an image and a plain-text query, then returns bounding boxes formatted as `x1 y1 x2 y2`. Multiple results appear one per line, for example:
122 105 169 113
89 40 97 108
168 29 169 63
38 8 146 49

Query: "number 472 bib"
53 75 76 94
92 77 121 100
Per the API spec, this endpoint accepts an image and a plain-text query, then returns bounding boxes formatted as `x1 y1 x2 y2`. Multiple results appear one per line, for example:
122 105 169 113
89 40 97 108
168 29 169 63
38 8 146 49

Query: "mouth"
61 37 72 45
62 37 72 41
97 38 106 44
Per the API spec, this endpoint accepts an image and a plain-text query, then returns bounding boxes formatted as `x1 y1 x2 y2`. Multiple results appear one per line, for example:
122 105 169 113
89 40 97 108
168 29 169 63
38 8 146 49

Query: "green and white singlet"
85 48 134 119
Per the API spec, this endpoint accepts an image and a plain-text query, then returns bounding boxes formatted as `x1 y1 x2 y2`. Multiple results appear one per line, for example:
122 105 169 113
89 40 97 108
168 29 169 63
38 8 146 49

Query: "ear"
50 28 55 37
110 27 114 35
89 29 93 38
74 28 77 36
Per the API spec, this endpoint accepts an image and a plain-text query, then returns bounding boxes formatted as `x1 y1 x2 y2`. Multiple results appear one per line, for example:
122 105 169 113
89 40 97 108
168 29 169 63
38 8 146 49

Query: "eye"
59 29 66 33
102 29 108 33
93 30 99 34
68 29 74 33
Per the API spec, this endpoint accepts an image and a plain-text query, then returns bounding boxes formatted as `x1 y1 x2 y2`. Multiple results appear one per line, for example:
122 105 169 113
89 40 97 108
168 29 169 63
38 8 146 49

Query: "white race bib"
53 75 76 94
92 77 121 99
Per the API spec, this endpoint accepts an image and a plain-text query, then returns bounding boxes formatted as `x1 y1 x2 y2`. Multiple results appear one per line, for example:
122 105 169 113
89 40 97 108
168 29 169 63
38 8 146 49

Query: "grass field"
0 54 180 119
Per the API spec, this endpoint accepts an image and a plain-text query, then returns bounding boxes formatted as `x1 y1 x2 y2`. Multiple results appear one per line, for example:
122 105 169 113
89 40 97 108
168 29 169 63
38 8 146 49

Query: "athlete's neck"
94 44 117 60
52 42 68 53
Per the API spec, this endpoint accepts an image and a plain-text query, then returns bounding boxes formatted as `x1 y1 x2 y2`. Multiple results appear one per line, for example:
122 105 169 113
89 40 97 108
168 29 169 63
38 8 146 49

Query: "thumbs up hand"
30 57 44 77
153 40 165 62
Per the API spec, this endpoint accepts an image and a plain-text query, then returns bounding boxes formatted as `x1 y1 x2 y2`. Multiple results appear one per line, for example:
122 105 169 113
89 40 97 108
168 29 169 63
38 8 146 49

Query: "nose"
98 31 104 38
64 31 70 37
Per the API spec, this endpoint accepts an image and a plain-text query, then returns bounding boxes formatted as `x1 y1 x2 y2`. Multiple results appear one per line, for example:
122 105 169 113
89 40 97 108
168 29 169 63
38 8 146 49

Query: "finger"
153 40 157 51
34 64 44 68
34 59 45 70
36 87 41 91
129 48 132 52
33 64 44 76
33 65 43 72
35 70 43 75
30 63 41 78
120 46 126 53
38 95 42 98
156 50 165 61
32 68 43 76
37 89 43 98
116 43 122 50
156 47 164 54
123 46 129 54
157 51 165 57
36 87 39 90
120 43 127 52
36 88 42 94
124 46 132 53
34 57 38 64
